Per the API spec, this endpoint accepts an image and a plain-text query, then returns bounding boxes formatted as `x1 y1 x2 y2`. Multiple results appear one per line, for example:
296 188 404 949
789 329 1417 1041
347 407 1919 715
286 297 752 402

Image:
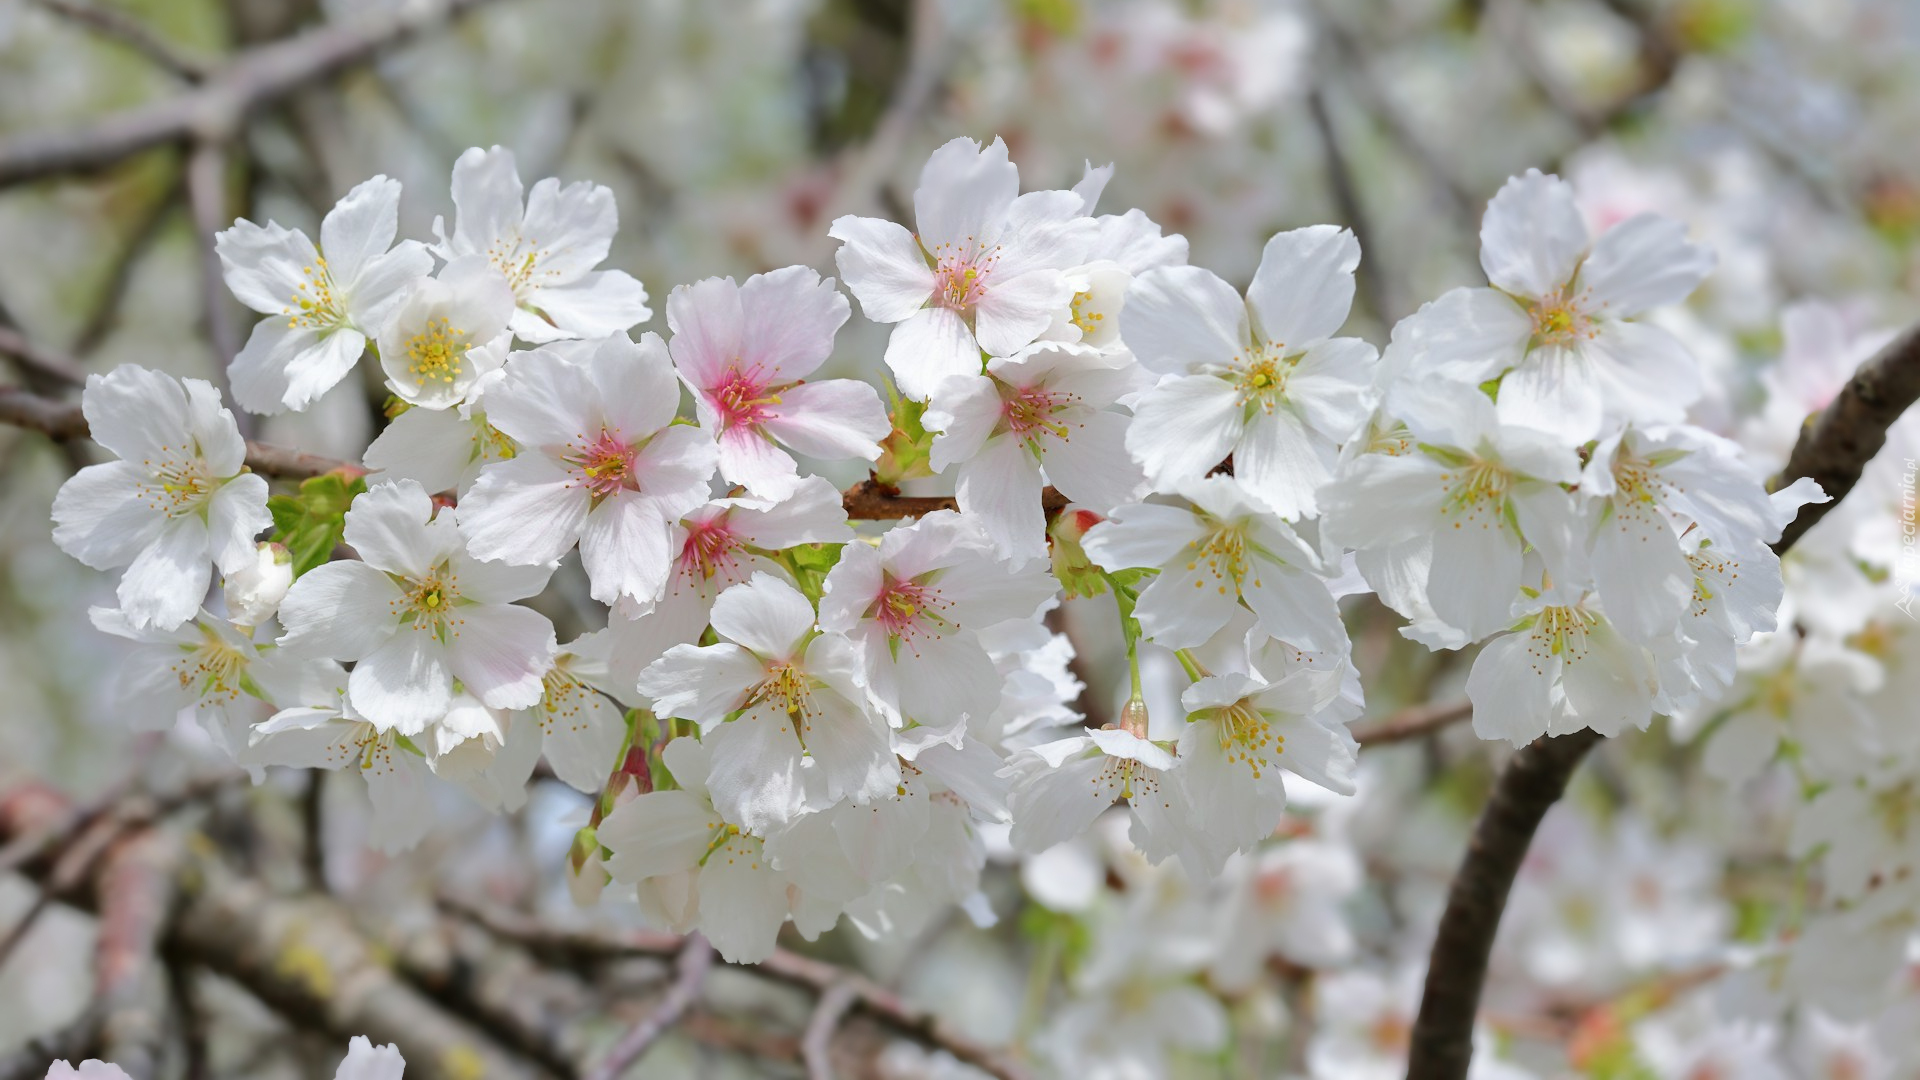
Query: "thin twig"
802 979 861 1080
0 0 504 186
584 935 714 1080
1351 699 1472 746
29 0 217 81
0 324 88 388
187 138 247 434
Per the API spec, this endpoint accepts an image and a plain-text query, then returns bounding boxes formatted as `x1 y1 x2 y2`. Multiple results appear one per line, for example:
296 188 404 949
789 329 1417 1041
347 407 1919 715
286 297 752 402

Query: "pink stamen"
1001 383 1074 443
709 365 782 433
873 576 950 650
566 429 638 503
929 238 1001 313
678 517 740 582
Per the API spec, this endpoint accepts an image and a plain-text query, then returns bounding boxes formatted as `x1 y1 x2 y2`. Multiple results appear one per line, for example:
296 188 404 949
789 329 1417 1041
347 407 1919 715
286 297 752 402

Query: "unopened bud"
224 541 294 627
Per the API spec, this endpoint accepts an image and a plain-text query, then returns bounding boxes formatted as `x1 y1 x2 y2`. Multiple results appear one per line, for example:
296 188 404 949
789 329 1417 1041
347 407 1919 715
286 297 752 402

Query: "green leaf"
874 381 935 484
267 472 368 577
776 542 845 604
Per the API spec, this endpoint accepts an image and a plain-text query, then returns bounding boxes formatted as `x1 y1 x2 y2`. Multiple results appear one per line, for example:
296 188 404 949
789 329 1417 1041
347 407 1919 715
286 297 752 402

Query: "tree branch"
802 978 861 1080
1773 322 1920 552
0 385 361 480
28 0 217 82
0 0 503 186
1407 318 1920 1079
1351 699 1472 747
443 896 1032 1080
584 935 713 1080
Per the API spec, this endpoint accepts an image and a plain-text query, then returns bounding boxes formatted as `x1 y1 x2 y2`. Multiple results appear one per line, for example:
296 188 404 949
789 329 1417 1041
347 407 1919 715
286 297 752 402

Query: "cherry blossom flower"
1004 726 1191 859
361 343 513 494
456 333 717 607
1082 476 1345 651
275 480 558 733
375 256 516 409
1175 669 1357 875
89 604 341 765
250 690 436 854
667 265 887 498
1122 225 1378 518
216 176 433 414
817 510 1056 729
1392 169 1715 444
1320 379 1584 644
925 341 1146 560
520 628 629 793
51 364 271 631
829 136 1096 401
598 736 842 963
1465 588 1662 745
334 1037 406 1080
638 573 895 830
607 475 851 683
431 145 651 343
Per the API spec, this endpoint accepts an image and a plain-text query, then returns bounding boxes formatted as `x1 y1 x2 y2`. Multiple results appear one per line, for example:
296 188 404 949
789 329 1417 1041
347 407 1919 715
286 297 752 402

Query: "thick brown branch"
1773 322 1920 552
1407 729 1603 1079
0 385 360 480
1351 699 1472 747
0 0 501 186
1409 318 1920 1079
584 935 714 1080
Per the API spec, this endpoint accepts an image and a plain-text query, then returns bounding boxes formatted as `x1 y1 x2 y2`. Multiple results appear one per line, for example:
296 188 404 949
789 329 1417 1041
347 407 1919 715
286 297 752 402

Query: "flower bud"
224 541 294 627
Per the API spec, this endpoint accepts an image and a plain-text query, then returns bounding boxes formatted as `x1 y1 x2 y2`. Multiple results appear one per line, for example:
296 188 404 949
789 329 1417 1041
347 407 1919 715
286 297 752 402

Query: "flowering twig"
1407 317 1920 1080
0 0 502 186
584 935 714 1080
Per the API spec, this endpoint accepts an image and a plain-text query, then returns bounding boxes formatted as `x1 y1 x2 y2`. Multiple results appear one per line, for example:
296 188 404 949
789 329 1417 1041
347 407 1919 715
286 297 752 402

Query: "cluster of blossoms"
44 136 1802 997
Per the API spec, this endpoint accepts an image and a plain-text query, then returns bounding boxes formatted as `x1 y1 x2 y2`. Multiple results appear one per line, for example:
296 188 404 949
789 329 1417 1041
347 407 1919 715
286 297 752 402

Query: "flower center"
710 365 783 432
1213 700 1282 779
405 316 473 386
1438 460 1511 529
395 568 463 642
175 629 250 702
929 239 1000 313
1000 382 1075 445
1069 290 1104 336
873 576 953 649
486 235 547 297
1184 521 1258 595
700 825 764 870
566 429 639 504
284 257 345 330
1232 342 1295 413
1529 605 1600 666
539 662 591 736
1097 755 1160 802
137 445 218 518
1527 287 1595 348
678 518 741 583
747 661 815 718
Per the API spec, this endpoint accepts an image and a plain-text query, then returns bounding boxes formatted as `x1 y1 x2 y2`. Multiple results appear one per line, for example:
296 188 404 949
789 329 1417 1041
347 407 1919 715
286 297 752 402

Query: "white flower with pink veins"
456 333 718 607
829 136 1096 401
607 475 852 685
817 510 1058 731
1388 168 1715 445
667 265 888 498
925 341 1146 562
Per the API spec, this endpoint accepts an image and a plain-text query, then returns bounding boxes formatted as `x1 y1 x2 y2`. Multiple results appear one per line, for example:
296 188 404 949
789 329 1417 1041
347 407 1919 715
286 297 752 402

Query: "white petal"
51 460 165 570
349 632 452 735
828 215 935 324
1479 169 1590 298
704 709 807 832
956 436 1047 562
884 306 980 402
342 479 448 578
710 573 814 659
1037 408 1145 513
448 602 556 711
319 175 403 285
638 643 762 724
1082 501 1207 570
1245 225 1359 348
1495 343 1606 444
1465 631 1553 745
600 789 720 881
534 270 652 338
579 495 672 607
760 379 889 462
276 561 404 659
118 516 212 630
1234 407 1330 520
737 265 849 382
1579 213 1715 318
973 268 1073 357
1126 375 1243 488
1119 265 1247 377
